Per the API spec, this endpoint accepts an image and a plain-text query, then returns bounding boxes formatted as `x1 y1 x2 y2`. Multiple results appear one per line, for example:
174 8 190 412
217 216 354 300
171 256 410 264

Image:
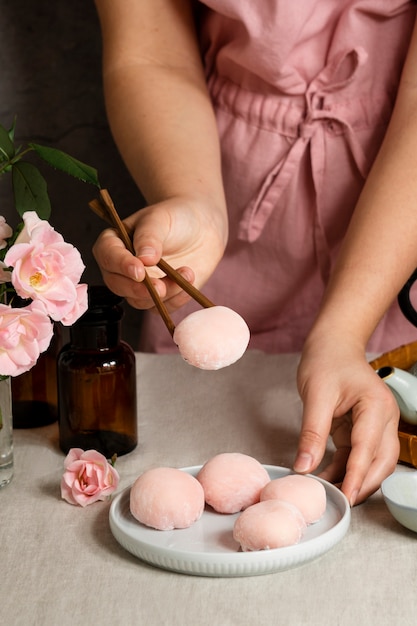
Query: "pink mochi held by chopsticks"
173 305 250 370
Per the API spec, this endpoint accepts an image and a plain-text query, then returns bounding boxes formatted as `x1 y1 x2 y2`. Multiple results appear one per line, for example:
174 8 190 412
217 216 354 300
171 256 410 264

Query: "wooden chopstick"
89 189 215 336
156 258 214 309
89 190 176 337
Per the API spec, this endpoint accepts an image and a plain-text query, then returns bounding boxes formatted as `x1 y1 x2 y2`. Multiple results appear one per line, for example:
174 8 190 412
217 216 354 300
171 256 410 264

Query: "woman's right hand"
92 194 228 312
93 0 228 312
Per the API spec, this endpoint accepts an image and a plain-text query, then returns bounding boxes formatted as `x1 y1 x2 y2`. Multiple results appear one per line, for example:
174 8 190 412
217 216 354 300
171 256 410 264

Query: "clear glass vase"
0 377 14 487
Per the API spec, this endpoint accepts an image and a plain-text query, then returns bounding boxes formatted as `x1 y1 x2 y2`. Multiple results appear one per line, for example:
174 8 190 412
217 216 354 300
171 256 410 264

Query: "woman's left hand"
294 333 400 506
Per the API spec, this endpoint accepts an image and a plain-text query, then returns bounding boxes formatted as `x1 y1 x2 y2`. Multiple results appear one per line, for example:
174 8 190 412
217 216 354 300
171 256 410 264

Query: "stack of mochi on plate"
129 452 327 551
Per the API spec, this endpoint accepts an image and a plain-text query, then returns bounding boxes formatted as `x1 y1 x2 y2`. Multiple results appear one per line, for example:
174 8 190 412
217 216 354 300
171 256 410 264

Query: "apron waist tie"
238 47 370 244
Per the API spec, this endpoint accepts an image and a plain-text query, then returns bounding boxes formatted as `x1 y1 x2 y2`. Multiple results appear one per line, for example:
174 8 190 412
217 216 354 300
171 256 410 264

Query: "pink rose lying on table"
4 211 88 325
61 448 120 507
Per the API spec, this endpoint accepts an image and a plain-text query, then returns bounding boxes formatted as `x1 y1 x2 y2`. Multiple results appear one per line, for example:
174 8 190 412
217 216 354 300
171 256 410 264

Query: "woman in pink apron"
93 1 417 504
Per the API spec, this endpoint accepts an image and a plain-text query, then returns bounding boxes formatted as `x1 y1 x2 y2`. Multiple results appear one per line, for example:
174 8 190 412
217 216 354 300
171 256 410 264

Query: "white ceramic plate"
109 465 350 577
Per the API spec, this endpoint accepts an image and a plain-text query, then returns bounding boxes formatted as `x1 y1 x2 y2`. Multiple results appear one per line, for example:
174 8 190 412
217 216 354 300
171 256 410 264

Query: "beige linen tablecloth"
1 351 416 626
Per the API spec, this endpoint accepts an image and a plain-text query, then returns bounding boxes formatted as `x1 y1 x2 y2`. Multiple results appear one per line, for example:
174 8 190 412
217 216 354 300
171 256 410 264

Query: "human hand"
294 333 400 506
92 196 227 312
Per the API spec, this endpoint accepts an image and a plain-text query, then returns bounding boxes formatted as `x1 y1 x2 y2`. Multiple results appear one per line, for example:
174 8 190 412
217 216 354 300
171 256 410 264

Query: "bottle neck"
70 320 121 350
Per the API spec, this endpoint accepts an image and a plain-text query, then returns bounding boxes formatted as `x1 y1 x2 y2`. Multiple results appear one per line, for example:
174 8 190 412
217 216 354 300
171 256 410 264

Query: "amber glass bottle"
12 323 63 428
57 286 137 458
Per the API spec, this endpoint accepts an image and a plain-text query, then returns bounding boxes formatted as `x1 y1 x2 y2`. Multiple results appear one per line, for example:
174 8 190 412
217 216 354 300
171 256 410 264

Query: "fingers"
294 359 401 506
319 419 399 506
293 363 339 474
92 228 156 309
93 228 146 283
126 266 196 312
338 399 400 505
318 447 351 485
93 228 197 311
293 394 334 476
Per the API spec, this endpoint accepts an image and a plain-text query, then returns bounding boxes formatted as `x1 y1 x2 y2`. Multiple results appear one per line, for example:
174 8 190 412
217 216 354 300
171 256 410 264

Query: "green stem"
0 146 34 175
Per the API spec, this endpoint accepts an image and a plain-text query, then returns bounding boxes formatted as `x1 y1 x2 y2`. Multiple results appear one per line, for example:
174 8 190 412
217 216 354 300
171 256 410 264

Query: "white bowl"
381 471 417 533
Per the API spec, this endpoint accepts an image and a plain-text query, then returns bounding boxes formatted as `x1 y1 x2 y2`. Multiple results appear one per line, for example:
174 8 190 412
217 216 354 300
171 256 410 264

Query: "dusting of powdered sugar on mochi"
197 452 270 514
233 499 307 551
173 306 250 370
260 474 327 524
130 467 205 531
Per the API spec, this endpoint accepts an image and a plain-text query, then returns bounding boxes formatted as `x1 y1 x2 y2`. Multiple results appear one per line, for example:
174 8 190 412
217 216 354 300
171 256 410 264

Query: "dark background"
0 0 145 346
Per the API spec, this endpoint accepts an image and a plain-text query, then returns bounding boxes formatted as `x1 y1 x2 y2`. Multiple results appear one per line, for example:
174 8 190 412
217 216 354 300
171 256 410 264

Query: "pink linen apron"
139 0 417 354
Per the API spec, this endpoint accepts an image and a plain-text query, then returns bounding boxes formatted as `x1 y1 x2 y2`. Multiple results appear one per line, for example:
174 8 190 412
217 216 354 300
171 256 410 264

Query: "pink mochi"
130 467 205 531
260 474 327 524
173 305 250 370
233 499 307 551
197 452 271 514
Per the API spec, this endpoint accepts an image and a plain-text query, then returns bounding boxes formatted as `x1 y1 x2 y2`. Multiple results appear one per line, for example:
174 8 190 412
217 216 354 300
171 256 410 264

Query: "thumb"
127 208 168 267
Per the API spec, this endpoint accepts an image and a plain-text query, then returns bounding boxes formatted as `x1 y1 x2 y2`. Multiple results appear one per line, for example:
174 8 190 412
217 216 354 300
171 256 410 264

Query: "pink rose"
0 300 53 376
0 261 11 284
61 448 120 507
0 216 12 249
4 211 88 325
0 215 13 250
58 283 88 326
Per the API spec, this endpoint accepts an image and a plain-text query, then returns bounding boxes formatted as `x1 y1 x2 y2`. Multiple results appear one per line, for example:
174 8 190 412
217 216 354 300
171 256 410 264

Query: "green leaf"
0 123 15 161
8 118 16 142
29 143 100 187
12 161 51 219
